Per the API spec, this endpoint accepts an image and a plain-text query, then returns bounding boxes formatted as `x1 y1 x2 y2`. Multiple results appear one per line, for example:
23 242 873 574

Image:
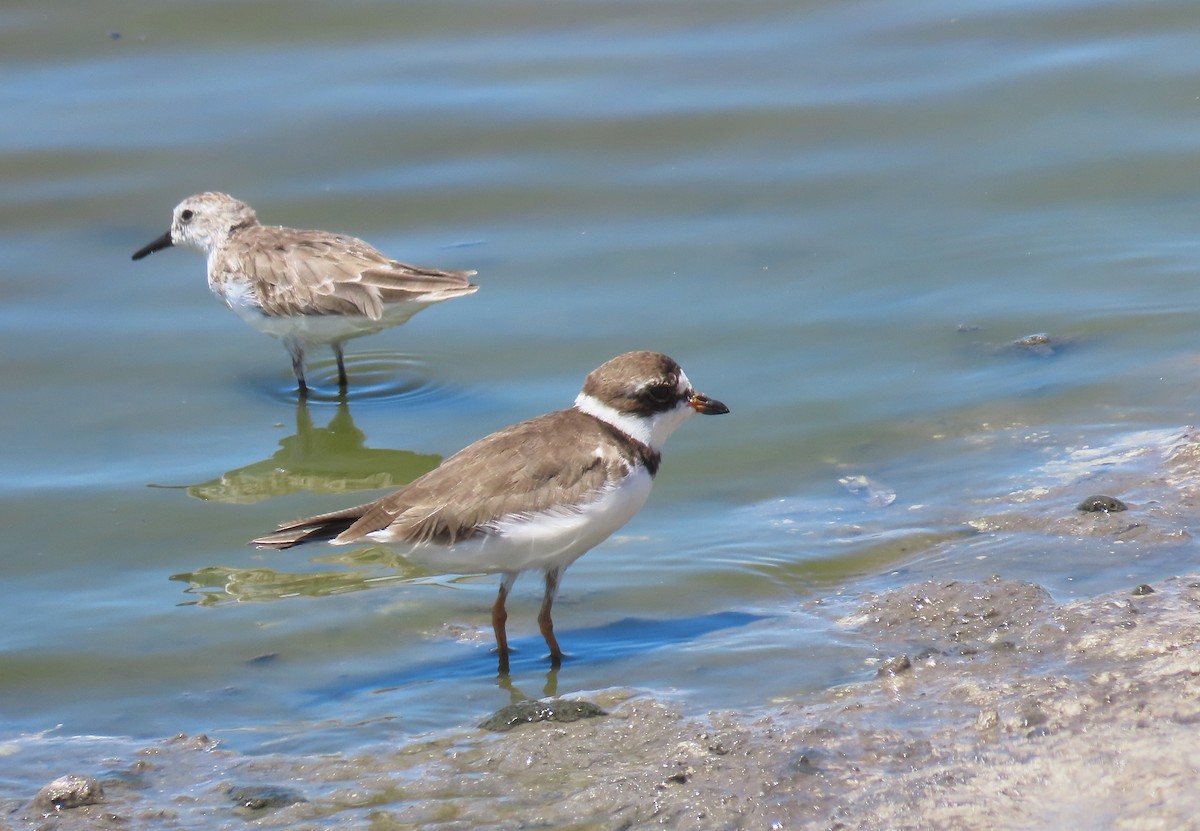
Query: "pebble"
876 654 912 677
33 774 104 811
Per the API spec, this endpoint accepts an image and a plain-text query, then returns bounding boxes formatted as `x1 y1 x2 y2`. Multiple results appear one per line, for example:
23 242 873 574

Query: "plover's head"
132 192 258 261
573 351 729 451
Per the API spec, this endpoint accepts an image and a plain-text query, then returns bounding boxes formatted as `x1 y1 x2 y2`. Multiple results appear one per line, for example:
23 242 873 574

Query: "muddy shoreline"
8 428 1200 829
9 569 1198 830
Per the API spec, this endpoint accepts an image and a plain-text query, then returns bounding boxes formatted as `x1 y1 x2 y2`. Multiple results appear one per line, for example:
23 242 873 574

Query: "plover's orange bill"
133 192 477 396
253 351 729 673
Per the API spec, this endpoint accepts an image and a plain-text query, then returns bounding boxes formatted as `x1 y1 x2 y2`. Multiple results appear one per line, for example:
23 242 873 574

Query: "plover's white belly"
357 466 654 575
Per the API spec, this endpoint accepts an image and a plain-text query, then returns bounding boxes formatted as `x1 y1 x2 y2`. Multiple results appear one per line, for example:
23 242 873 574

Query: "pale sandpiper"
132 192 478 395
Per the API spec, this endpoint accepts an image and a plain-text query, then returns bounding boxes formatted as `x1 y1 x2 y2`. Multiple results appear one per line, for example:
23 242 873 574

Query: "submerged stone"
1077 495 1127 513
1004 332 1070 357
998 331 1075 357
227 784 306 811
480 698 608 732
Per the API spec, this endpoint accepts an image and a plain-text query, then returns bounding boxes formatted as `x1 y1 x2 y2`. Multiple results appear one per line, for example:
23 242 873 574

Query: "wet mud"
8 427 1200 829
10 571 1199 830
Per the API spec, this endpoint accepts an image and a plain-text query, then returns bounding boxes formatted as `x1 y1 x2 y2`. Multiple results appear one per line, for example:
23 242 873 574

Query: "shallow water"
4 0 1200 790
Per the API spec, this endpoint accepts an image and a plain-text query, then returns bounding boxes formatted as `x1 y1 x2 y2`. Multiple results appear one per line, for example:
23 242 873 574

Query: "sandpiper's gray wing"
228 227 476 320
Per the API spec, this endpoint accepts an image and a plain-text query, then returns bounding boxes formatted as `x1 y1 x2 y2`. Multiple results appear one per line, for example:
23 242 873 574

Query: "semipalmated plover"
132 192 478 395
253 351 729 672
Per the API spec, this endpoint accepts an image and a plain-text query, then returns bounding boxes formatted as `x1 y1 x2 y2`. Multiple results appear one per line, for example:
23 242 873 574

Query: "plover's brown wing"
254 410 647 551
340 409 641 546
232 227 477 320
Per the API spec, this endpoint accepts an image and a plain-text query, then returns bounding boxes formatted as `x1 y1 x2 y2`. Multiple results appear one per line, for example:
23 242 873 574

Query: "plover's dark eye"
180 209 194 222
645 384 676 404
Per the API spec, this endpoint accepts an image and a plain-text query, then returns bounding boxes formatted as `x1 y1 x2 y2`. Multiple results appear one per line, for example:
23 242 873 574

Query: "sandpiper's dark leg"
538 567 563 667
493 572 518 674
334 343 348 391
287 340 308 397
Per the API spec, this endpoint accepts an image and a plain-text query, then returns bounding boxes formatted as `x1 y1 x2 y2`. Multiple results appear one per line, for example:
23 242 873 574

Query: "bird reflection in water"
169 398 444 604
179 399 441 504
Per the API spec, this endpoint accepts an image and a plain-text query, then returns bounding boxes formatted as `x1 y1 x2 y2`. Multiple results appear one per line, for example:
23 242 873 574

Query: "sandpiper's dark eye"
180 209 194 222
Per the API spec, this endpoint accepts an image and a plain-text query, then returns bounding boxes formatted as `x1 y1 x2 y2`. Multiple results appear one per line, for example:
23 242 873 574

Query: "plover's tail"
251 503 369 549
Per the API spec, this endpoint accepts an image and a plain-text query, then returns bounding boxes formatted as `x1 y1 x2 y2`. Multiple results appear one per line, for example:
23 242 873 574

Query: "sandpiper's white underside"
217 278 435 346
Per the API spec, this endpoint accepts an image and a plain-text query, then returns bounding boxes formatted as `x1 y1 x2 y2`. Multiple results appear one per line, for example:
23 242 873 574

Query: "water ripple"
265 351 455 406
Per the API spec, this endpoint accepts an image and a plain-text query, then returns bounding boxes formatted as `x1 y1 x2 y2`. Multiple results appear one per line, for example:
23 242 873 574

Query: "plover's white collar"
573 388 694 453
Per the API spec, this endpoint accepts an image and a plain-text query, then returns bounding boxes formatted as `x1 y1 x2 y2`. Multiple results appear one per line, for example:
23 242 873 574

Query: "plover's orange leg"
538 567 563 667
493 572 517 674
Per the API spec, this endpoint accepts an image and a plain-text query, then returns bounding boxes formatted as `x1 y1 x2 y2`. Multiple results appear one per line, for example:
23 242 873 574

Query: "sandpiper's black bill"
688 392 730 415
131 231 174 261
